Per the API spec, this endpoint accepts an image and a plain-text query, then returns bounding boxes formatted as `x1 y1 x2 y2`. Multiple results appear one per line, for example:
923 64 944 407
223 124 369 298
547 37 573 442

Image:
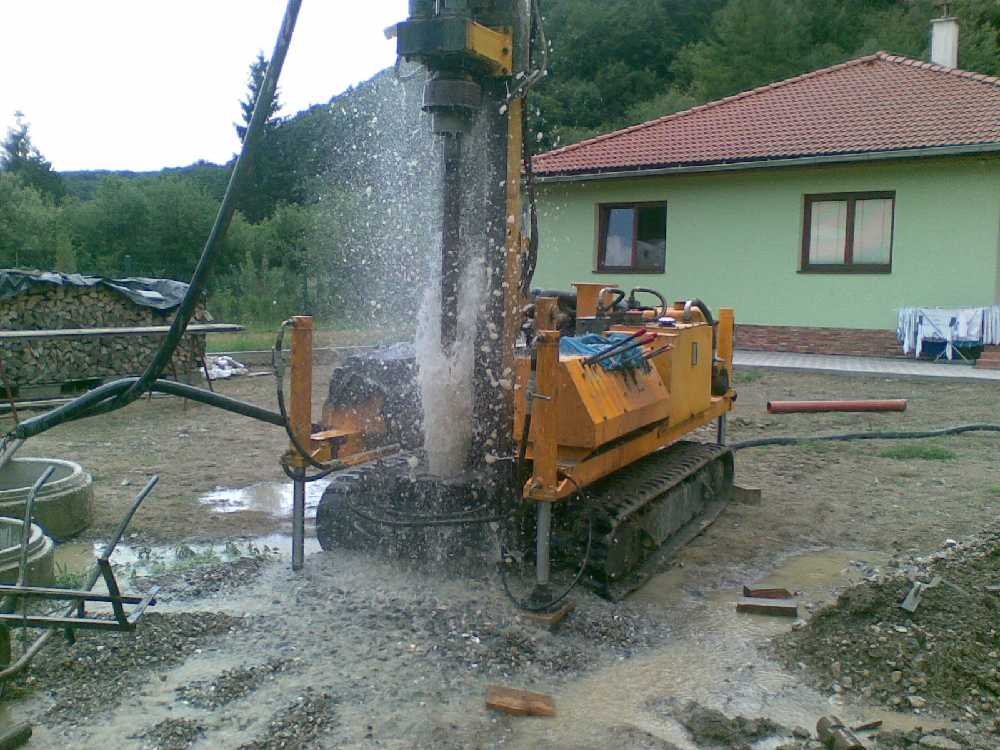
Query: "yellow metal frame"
466 22 513 75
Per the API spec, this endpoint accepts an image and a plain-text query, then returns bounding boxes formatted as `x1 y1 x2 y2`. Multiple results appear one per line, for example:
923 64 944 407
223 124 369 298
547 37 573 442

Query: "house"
531 44 1000 357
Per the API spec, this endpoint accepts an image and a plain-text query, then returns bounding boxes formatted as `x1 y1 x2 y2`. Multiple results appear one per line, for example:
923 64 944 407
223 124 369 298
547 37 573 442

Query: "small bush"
879 444 956 461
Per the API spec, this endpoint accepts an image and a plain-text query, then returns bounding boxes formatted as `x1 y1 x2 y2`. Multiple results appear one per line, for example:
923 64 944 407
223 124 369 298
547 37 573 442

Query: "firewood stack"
0 284 209 388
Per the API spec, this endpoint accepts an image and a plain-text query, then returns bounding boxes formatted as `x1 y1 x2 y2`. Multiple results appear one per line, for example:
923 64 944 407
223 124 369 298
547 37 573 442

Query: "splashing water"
416 257 484 477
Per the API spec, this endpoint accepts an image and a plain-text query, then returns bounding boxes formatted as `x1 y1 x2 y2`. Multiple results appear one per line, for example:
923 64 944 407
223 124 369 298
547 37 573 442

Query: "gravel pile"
10 611 244 723
776 529 1000 729
132 555 270 601
130 718 205 750
175 658 293 709
236 689 337 749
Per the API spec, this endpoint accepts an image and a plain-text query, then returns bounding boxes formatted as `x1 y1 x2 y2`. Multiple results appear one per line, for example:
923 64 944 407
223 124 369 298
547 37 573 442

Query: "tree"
235 52 282 143
0 172 72 270
1 112 65 201
672 0 935 102
234 52 299 223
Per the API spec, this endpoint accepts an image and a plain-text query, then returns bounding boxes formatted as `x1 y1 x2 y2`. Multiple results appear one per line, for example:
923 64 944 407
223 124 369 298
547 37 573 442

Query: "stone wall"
0 284 208 389
735 324 904 358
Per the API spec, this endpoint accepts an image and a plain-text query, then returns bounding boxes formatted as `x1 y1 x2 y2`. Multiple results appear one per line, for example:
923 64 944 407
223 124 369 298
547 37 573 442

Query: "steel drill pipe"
767 399 907 414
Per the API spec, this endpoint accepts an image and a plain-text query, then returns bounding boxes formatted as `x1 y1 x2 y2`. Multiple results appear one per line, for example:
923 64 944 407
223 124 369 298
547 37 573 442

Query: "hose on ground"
728 423 1000 450
498 475 592 613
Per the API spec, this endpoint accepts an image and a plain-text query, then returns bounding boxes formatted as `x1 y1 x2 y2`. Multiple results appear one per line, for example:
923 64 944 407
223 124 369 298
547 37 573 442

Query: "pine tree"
1 112 65 201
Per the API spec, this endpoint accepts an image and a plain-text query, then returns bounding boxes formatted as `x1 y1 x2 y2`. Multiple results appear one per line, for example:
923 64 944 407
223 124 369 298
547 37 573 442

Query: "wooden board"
0 323 243 341
736 597 798 617
742 585 792 599
486 686 556 717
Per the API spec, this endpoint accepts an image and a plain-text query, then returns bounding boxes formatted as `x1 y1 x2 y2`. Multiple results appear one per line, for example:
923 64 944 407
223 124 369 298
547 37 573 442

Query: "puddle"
52 533 323 580
198 478 332 519
511 548 944 749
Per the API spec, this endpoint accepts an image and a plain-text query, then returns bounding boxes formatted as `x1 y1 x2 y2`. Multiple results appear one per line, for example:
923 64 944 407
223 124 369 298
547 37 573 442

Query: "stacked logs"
0 285 208 388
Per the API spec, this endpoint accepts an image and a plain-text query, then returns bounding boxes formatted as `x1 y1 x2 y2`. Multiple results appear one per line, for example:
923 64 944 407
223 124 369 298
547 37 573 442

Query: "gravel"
175 658 294 709
7 611 244 724
236 689 337 749
775 528 1000 745
130 718 206 750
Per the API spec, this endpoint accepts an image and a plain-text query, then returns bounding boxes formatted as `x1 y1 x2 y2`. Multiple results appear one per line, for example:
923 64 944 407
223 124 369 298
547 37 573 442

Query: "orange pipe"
767 399 907 414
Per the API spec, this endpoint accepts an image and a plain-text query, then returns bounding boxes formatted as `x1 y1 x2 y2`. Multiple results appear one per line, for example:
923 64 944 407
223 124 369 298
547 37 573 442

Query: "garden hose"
729 423 1000 450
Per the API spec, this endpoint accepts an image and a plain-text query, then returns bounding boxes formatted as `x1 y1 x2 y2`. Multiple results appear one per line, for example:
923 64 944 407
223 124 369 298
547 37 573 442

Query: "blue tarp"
560 332 648 371
0 269 189 310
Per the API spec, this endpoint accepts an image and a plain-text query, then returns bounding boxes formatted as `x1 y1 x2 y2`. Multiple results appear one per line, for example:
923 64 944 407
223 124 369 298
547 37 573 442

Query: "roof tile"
533 52 1000 176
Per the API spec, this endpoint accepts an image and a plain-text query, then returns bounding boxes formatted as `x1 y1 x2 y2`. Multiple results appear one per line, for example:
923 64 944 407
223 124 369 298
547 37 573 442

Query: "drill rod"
440 133 463 350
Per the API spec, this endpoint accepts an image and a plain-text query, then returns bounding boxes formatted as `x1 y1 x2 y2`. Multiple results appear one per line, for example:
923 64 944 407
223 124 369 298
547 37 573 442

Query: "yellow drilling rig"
280 0 737 607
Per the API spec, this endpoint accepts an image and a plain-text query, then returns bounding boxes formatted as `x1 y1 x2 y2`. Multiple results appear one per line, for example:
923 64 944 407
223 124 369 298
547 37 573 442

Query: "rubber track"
581 441 734 600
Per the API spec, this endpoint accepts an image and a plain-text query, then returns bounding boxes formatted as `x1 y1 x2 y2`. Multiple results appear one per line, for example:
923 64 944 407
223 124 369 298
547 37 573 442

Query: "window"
597 203 667 272
801 192 894 272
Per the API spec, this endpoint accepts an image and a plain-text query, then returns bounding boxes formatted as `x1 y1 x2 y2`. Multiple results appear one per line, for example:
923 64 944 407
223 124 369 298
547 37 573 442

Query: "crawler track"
577 441 734 599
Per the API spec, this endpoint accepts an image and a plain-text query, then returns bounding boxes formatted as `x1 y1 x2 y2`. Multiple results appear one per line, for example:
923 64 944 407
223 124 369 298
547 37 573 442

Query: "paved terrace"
734 350 1000 382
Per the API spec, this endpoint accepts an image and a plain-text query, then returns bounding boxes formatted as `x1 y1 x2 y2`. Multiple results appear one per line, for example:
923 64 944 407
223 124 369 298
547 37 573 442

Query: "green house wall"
533 156 1000 330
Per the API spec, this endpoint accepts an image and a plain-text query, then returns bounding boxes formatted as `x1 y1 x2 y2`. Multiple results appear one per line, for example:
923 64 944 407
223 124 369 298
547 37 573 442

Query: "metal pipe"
292 472 305 571
440 133 463 350
0 476 158 682
767 399 907 414
716 415 727 446
535 503 551 588
15 466 54 588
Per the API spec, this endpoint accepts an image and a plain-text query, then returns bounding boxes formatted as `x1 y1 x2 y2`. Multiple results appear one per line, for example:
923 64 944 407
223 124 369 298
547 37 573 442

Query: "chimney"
930 14 959 68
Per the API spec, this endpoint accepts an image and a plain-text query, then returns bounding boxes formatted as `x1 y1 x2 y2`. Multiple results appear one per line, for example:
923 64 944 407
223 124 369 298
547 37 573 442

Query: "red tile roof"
533 52 1000 177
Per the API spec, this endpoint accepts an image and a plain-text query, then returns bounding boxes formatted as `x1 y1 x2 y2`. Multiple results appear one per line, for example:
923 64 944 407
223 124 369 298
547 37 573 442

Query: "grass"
987 485 1000 497
879 443 957 461
734 369 764 384
53 561 89 590
207 325 408 353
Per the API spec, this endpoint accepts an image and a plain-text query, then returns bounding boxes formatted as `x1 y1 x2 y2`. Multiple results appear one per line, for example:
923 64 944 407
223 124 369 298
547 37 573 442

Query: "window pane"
853 198 893 264
809 201 847 264
635 205 667 271
602 208 634 267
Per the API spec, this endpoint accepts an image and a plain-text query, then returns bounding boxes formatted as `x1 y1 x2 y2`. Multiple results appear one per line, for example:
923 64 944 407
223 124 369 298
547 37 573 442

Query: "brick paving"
734 349 1000 382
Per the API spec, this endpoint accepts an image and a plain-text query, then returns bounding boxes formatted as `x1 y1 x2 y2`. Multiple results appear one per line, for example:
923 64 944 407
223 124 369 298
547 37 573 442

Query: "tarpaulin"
0 269 190 311
560 332 648 370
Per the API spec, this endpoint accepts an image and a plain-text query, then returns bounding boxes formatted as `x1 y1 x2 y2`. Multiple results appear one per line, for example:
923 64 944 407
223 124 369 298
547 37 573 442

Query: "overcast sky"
0 1 407 172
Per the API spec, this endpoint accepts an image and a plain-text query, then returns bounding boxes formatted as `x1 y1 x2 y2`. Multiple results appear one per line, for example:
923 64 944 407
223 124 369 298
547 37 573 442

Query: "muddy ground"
1 363 999 748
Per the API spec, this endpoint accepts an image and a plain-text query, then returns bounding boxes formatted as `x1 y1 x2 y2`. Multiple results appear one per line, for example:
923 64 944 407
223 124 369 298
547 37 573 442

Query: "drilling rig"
283 0 739 605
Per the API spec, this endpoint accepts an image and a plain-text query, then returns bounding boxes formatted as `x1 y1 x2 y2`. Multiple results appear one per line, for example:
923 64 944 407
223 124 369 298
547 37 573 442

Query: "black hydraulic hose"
119 0 302 407
498 475 592 612
1 0 303 449
272 321 346 477
729 423 1000 450
11 378 284 441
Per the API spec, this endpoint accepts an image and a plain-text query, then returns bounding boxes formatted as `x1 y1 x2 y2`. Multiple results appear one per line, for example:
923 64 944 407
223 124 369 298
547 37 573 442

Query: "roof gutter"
535 142 1000 183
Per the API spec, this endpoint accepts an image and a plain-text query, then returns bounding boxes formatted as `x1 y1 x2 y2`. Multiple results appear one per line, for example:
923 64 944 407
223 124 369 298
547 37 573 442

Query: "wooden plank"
521 600 575 628
486 686 556 717
736 597 799 617
742 585 792 599
0 323 244 341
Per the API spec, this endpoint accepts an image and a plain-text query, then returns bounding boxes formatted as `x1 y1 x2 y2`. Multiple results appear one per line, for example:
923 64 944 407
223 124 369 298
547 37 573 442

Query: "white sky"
0 1 407 172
